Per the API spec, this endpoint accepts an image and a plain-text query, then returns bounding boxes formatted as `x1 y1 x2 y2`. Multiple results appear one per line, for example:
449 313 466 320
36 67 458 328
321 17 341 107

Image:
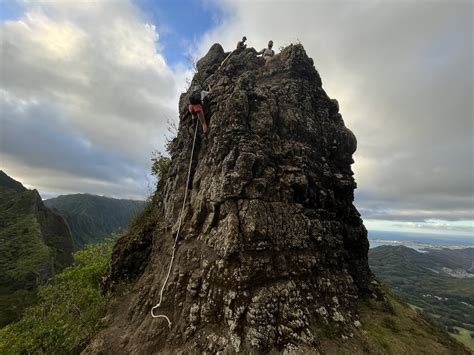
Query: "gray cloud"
199 0 473 226
359 207 473 223
390 222 474 235
0 90 150 199
1 93 131 177
0 0 472 232
0 0 191 198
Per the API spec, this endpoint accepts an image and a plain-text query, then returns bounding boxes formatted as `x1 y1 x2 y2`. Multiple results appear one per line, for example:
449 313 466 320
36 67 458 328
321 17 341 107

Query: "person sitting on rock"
257 40 275 62
219 36 247 69
236 36 247 50
188 85 212 133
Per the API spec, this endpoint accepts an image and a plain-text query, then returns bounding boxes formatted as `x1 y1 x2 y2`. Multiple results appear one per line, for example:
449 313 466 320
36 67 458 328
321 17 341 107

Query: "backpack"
189 90 202 105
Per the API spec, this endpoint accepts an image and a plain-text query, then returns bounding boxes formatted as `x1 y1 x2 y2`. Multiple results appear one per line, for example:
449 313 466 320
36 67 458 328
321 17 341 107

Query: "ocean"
368 230 474 249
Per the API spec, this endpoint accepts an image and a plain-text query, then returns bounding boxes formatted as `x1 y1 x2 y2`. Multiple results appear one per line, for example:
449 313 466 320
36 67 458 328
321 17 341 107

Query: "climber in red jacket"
188 85 212 133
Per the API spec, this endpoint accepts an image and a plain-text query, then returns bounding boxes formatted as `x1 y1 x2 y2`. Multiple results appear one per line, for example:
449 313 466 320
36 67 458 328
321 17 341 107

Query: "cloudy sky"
0 0 472 239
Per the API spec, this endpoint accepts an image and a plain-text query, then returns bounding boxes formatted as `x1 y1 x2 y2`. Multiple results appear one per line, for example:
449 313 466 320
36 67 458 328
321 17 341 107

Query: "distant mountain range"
0 171 145 327
0 171 74 326
44 194 145 249
369 245 474 349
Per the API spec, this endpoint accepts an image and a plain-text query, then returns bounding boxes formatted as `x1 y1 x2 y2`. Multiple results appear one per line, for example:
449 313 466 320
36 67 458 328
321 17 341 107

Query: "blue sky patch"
0 0 24 22
133 0 222 66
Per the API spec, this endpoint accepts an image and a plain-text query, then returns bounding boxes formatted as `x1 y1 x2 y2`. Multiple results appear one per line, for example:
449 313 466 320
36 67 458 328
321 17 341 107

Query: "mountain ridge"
0 170 26 193
0 172 74 326
45 193 145 249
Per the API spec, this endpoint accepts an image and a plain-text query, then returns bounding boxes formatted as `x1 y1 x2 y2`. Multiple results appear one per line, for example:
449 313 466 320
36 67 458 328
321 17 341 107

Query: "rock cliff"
85 44 468 354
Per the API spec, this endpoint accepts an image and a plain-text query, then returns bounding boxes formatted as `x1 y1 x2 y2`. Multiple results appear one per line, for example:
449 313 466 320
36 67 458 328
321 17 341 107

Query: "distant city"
369 230 474 251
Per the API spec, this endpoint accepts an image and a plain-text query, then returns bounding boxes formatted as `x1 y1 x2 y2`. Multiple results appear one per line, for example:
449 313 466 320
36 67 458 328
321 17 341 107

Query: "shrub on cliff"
0 242 112 354
151 151 171 180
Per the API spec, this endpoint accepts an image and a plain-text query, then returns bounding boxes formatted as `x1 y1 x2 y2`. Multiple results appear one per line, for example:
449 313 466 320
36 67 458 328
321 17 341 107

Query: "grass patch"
356 291 470 354
451 327 474 351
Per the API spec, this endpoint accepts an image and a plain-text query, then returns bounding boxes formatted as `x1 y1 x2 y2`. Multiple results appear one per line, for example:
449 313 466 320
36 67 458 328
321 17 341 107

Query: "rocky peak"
92 43 377 354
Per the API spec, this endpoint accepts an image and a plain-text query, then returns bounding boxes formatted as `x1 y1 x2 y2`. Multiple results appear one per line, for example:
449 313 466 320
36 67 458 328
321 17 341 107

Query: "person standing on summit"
188 85 211 133
258 40 275 62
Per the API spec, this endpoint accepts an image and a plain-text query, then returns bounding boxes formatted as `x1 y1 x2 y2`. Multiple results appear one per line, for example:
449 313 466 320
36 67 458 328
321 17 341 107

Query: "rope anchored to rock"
150 116 199 328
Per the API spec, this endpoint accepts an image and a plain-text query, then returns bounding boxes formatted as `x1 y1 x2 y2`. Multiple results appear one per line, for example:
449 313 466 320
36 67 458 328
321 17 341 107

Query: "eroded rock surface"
87 43 376 354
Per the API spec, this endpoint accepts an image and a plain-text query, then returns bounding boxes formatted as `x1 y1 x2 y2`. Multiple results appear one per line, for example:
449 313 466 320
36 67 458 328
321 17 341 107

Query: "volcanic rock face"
93 43 375 354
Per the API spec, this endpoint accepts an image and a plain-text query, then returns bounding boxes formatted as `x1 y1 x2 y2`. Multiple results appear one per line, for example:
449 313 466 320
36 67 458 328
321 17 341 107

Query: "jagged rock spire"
88 43 376 354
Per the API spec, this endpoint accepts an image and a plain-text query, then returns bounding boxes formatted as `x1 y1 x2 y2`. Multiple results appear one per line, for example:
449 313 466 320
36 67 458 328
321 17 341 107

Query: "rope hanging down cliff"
150 116 199 328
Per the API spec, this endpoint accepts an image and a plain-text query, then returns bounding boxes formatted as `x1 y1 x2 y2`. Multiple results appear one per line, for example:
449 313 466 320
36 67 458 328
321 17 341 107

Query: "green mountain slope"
0 170 26 193
369 245 474 350
44 194 144 249
0 173 74 327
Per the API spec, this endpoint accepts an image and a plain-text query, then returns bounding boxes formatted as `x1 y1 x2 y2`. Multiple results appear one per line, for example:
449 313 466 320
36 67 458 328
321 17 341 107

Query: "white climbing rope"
150 116 200 328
